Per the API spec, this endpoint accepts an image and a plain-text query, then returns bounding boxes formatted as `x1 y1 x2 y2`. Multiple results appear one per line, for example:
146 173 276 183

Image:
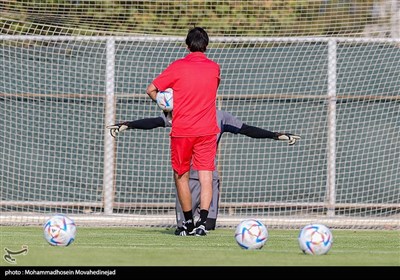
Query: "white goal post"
1 34 399 229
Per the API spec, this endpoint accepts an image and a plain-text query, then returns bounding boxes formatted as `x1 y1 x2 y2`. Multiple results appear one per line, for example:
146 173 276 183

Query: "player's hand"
106 122 129 138
274 133 301 145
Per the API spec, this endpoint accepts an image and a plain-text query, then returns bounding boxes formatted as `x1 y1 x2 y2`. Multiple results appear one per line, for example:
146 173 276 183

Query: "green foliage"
0 0 376 36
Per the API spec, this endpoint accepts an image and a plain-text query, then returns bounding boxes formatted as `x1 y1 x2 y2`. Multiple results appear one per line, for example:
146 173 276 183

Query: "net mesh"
1 1 399 229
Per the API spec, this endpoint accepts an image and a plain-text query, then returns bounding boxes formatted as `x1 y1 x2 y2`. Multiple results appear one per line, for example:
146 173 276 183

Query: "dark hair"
185 27 209 52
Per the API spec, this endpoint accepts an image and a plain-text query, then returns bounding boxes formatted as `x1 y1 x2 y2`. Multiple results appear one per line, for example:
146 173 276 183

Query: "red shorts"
170 135 217 176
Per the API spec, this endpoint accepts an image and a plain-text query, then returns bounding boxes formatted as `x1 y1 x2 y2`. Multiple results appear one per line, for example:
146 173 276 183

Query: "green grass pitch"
1 226 399 267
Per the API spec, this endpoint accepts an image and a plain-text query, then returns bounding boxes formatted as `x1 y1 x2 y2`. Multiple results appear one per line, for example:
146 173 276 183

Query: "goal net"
1 0 399 229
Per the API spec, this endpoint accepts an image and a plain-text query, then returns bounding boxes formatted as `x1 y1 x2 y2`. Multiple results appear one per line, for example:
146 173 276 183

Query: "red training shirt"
152 52 220 137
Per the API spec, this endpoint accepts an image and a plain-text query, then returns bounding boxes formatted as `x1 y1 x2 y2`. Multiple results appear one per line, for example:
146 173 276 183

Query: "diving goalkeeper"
107 110 300 235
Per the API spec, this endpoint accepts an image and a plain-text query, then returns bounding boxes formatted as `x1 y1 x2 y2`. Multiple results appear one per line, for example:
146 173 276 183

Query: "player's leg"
196 170 212 236
173 171 192 214
192 135 217 236
174 188 184 235
206 177 220 230
174 171 195 235
171 137 196 235
189 176 201 224
174 177 201 236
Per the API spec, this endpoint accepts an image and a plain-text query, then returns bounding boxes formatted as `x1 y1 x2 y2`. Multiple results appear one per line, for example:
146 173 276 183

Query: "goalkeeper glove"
106 122 129 138
274 133 301 145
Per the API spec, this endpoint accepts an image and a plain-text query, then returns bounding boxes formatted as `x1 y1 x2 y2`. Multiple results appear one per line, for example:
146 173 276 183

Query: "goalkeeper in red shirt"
107 110 300 235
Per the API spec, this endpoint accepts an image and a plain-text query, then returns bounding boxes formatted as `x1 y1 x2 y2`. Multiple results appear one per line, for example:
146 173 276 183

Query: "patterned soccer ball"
156 88 173 112
298 223 333 255
43 214 77 246
234 219 268 250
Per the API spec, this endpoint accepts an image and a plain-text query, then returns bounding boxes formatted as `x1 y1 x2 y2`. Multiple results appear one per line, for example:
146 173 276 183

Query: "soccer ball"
234 219 268 250
156 88 173 112
43 214 77 246
298 223 333 255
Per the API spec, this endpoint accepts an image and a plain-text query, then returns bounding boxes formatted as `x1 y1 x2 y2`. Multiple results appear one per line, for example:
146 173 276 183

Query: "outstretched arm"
238 123 277 139
106 117 165 138
238 123 301 145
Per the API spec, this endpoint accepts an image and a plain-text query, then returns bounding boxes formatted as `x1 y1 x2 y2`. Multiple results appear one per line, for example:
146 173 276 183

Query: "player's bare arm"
146 83 158 101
